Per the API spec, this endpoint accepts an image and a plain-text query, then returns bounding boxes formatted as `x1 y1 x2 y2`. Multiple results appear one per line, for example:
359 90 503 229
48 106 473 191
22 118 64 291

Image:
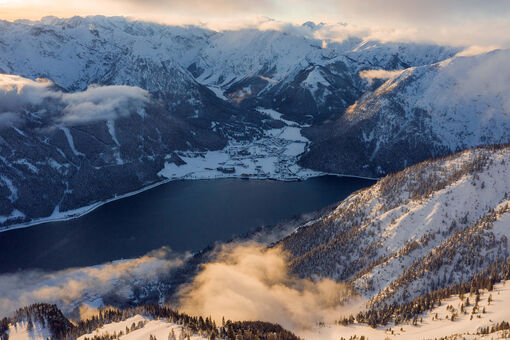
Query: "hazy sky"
0 0 509 46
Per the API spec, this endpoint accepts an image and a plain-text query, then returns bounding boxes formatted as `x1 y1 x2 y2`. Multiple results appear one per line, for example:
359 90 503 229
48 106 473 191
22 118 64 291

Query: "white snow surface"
158 109 320 181
60 126 85 157
302 67 330 94
8 321 51 340
301 280 510 340
76 315 207 340
346 49 510 153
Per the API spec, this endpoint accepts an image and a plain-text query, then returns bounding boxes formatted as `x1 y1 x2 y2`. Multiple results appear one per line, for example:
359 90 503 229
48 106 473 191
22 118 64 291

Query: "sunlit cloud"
0 1 508 47
359 69 404 85
178 242 363 332
0 247 186 318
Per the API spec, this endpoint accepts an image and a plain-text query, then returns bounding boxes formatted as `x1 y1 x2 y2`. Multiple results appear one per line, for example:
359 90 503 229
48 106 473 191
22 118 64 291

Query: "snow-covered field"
8 321 51 340
8 315 207 340
301 280 510 340
76 315 207 340
158 110 319 181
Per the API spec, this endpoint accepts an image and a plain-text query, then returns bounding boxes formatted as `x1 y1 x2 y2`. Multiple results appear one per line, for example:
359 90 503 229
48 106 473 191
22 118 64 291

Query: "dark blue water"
0 176 374 272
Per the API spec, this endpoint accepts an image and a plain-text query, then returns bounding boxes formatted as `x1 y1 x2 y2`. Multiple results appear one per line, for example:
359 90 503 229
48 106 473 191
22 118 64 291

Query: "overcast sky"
0 0 509 47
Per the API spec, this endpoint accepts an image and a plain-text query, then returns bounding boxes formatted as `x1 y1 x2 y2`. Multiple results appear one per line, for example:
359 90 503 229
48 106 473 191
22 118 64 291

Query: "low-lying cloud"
0 247 185 318
0 240 364 334
178 243 363 332
0 74 150 127
60 85 149 124
359 69 404 85
0 75 58 111
0 112 23 127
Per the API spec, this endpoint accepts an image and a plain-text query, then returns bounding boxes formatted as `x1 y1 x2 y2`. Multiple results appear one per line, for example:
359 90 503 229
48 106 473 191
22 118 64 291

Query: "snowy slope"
301 49 510 177
7 321 51 340
76 315 207 340
0 16 471 228
282 144 510 306
2 304 300 340
302 280 510 340
191 27 459 123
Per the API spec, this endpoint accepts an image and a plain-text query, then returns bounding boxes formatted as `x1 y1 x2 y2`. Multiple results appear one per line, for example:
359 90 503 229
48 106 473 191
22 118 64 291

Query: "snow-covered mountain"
0 16 459 124
282 144 510 306
0 17 266 228
300 49 510 177
307 279 510 339
191 26 459 123
1 303 300 340
0 16 464 228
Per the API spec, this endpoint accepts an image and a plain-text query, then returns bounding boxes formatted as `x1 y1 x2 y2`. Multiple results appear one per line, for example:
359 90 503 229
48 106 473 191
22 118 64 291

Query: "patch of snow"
77 315 207 340
13 159 39 174
207 85 228 100
8 321 51 340
1 175 18 202
60 127 85 157
256 107 302 127
302 68 330 94
106 120 120 146
301 280 510 340
0 209 25 224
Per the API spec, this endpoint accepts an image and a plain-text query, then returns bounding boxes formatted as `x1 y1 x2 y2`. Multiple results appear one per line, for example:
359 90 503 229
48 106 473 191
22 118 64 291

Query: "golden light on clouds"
0 0 508 47
0 0 129 21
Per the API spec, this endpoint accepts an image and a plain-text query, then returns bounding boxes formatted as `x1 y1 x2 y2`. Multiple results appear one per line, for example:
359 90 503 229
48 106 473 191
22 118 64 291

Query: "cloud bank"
0 75 58 111
359 69 404 85
0 247 185 318
2 1 510 47
0 74 150 127
178 243 362 332
60 85 150 124
0 240 363 334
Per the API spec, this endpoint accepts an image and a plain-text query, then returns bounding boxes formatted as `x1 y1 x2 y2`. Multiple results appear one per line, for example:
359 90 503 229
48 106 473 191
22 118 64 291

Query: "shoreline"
0 171 379 234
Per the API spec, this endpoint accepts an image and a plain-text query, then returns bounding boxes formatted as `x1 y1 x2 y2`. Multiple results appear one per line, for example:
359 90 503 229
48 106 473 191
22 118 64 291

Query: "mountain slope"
1 304 300 340
191 26 459 123
0 17 269 227
304 279 510 339
300 49 510 177
0 16 463 227
282 144 510 306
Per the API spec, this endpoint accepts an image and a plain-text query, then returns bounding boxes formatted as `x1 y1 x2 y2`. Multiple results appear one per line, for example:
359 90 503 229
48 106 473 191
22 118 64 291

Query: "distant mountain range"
0 16 509 227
